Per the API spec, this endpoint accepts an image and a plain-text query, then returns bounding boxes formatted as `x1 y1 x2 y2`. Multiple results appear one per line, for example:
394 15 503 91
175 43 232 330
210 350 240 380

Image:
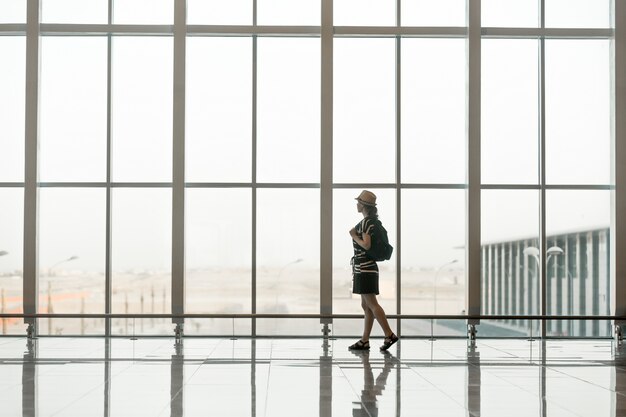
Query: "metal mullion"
334 26 467 37
188 25 320 36
0 183 25 187
612 0 626 331
252 0 257 335
256 183 320 188
482 184 613 190
39 23 174 35
186 183 321 188
320 0 333 328
0 24 26 33
188 25 318 35
482 27 613 39
539 0 547 338
545 184 613 190
395 0 401 335
110 182 173 187
23 0 40 338
400 183 467 189
104 0 113 337
466 0 481 329
481 184 541 190
171 0 186 333
334 183 468 189
38 182 107 187
185 183 253 188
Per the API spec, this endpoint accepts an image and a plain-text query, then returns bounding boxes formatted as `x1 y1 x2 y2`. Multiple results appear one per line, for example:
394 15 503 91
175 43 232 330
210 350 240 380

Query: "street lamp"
48 255 79 277
273 258 304 310
523 245 563 264
277 258 303 281
523 245 565 333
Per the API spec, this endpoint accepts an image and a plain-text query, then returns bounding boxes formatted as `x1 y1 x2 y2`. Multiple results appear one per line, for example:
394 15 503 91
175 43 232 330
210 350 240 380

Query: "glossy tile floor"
2 337 626 417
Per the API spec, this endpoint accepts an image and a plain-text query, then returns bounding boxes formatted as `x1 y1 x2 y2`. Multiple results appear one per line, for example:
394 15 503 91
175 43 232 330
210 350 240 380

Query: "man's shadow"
350 350 396 417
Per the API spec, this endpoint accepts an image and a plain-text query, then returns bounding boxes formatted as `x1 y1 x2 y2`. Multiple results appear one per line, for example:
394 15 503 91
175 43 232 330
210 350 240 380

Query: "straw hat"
355 190 377 206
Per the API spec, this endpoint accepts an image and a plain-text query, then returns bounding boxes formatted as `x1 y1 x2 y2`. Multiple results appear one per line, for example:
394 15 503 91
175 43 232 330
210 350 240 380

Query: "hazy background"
0 0 613 335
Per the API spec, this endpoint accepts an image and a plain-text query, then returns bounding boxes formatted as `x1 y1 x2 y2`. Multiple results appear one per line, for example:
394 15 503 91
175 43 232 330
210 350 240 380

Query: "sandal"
348 339 370 351
380 333 399 351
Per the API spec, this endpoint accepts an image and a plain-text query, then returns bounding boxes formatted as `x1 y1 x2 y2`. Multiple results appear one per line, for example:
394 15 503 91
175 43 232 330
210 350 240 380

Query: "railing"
2 313 625 342
1 313 625 320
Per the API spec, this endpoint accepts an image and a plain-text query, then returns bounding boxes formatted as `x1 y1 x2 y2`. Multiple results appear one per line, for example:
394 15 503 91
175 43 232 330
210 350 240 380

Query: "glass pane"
257 38 320 183
186 189 251 319
481 0 539 28
546 40 610 185
401 39 465 184
38 189 105 335
113 0 173 24
257 0 320 25
0 37 25 182
186 37 252 183
546 190 610 337
112 37 173 182
0 0 25 23
333 188 396 325
111 189 171 335
0 188 23 335
545 0 611 28
40 37 107 182
187 0 252 25
256 189 319 322
400 190 465 321
334 0 395 26
401 0 466 27
482 39 538 184
0 0 26 23
334 39 395 183
482 190 540 336
42 0 108 24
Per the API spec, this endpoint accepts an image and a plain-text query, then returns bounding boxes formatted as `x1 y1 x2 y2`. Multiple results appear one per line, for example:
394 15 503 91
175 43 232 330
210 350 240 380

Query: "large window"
39 189 106 335
41 37 108 182
112 37 173 183
0 37 25 182
0 36 25 335
334 39 395 184
186 37 252 183
0 189 23 335
1 1 619 338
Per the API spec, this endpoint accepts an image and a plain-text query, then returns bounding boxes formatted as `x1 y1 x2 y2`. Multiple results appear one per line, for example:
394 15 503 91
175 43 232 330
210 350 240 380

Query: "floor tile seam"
404 360 470 412
177 349 209 386
45 369 113 417
155 386 184 417
545 364 621 394
473 362 588 417
262 340 276 417
479 341 536 359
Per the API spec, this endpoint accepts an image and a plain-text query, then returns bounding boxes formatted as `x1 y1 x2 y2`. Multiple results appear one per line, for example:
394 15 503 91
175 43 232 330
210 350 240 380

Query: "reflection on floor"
1 337 626 416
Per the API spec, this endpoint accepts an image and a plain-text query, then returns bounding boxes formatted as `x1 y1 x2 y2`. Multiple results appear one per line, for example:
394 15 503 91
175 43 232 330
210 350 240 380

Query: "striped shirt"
352 217 378 274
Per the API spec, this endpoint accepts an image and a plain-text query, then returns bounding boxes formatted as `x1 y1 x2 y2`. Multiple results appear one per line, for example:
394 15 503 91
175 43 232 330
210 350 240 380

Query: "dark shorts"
352 269 380 295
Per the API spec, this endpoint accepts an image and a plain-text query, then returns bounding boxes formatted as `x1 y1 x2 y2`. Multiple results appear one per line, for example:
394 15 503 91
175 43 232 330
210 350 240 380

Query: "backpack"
365 219 394 262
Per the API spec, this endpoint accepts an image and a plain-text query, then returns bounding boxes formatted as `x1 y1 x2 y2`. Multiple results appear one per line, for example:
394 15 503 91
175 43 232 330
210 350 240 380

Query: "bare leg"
362 294 393 337
361 296 375 341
